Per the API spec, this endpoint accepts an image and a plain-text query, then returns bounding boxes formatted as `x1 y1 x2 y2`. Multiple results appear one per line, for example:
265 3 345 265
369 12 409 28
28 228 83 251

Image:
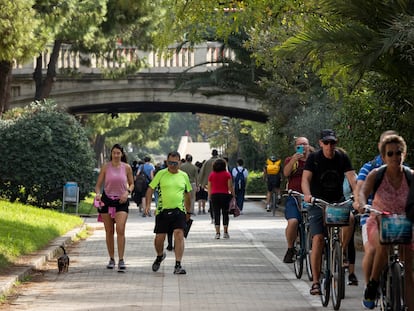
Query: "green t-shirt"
149 168 192 214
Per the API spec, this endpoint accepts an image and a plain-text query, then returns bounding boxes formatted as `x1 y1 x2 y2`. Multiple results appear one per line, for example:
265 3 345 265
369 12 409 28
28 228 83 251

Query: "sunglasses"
167 161 179 166
386 150 403 157
322 140 337 145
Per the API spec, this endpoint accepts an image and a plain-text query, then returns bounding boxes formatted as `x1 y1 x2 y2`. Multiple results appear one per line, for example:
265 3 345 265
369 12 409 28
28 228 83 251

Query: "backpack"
372 165 412 199
134 171 149 193
266 159 281 175
234 168 246 191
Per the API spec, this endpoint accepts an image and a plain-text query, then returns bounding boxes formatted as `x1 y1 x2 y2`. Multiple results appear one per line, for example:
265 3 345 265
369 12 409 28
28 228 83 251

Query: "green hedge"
246 171 267 194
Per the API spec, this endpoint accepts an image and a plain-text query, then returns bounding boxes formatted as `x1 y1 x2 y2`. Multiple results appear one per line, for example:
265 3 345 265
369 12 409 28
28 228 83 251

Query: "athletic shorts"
154 208 186 234
267 174 281 192
307 204 325 237
99 192 129 213
284 196 301 221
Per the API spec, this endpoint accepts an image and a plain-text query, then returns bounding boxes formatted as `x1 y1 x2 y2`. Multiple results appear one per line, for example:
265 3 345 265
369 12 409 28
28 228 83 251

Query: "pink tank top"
372 173 409 214
104 162 128 197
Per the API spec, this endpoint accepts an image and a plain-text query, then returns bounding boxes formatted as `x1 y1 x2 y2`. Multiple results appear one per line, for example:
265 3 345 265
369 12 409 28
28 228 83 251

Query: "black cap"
320 129 337 141
212 149 218 156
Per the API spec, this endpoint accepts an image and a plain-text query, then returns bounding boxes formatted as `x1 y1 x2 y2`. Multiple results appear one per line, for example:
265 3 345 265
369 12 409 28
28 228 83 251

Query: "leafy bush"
246 171 267 194
0 101 95 208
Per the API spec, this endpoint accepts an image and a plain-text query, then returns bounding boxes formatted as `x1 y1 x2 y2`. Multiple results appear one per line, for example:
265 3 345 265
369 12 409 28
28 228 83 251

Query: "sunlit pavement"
0 200 366 311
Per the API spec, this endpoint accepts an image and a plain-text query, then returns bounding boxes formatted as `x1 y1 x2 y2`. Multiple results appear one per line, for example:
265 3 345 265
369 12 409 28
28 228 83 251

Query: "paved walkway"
0 200 366 311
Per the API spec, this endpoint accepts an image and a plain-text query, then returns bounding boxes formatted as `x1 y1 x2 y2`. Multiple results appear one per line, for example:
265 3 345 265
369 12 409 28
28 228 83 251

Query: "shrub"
246 171 267 194
0 101 95 208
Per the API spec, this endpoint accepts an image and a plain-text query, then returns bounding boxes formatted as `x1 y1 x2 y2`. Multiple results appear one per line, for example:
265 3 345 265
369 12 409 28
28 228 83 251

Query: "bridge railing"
12 42 235 75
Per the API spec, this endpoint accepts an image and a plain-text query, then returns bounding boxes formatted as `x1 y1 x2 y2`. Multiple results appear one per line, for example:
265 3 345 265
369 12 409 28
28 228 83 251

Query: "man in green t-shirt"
145 151 192 275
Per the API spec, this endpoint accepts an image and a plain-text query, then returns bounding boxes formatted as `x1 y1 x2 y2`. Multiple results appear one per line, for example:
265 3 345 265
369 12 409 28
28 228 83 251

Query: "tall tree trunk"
33 54 43 101
0 61 12 115
94 134 106 168
40 39 62 99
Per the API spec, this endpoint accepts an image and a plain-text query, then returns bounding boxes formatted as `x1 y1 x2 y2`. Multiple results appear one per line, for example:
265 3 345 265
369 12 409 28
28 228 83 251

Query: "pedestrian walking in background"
195 161 208 215
138 156 155 217
282 136 310 263
231 158 248 214
208 158 235 239
199 149 220 222
180 154 198 215
94 144 134 272
145 151 192 275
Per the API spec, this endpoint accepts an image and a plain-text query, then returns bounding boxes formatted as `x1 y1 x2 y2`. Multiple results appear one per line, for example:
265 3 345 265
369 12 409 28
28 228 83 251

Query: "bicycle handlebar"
281 189 303 197
363 205 391 215
312 197 353 209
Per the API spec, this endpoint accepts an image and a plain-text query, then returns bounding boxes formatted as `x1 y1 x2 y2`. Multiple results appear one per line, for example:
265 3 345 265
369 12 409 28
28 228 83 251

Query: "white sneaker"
215 233 220 239
223 232 230 239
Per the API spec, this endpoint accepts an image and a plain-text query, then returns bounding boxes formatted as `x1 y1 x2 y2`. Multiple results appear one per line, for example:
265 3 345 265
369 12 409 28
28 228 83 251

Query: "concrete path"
0 200 366 311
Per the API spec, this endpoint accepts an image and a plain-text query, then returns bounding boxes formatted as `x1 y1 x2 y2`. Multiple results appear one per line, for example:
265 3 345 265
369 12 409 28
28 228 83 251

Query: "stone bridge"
10 43 269 122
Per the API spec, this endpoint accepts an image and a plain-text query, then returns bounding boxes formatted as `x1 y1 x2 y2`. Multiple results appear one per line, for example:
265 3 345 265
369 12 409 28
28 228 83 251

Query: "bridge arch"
10 73 269 122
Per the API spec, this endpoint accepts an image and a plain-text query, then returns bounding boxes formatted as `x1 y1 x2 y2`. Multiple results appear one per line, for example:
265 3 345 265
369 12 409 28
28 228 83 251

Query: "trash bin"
62 182 79 214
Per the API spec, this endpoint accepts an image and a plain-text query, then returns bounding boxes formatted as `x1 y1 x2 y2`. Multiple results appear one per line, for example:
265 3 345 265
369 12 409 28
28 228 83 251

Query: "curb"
0 221 87 298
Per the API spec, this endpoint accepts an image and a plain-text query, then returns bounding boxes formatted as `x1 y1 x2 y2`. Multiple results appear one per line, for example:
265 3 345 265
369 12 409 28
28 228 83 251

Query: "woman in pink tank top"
95 144 134 272
359 135 413 309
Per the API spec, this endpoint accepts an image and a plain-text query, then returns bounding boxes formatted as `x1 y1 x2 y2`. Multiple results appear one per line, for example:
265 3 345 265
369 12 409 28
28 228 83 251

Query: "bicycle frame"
364 206 410 311
313 198 352 310
282 190 312 280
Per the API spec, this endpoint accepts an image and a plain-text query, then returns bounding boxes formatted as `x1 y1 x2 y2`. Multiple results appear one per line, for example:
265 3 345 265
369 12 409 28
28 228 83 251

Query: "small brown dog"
57 246 69 273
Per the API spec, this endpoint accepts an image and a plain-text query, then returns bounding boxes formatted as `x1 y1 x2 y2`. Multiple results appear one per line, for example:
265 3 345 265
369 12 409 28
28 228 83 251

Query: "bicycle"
364 205 412 311
312 197 353 310
282 190 312 280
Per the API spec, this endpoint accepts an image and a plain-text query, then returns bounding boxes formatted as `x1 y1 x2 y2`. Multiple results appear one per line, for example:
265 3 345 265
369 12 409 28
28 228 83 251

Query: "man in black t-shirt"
301 129 357 295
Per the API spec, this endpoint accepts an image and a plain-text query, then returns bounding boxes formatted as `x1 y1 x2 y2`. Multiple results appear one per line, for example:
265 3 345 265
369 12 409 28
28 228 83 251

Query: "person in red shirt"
282 137 311 263
208 158 235 239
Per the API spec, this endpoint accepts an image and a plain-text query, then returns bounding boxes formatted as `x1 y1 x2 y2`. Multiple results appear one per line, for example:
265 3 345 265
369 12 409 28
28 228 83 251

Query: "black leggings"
211 193 231 226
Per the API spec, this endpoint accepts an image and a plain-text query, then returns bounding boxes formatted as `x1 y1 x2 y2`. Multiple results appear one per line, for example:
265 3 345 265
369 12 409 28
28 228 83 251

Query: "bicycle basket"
379 214 412 244
324 205 351 226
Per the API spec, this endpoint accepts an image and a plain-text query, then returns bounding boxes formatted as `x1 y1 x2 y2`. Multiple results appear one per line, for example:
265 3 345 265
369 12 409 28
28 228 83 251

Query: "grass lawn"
0 199 85 272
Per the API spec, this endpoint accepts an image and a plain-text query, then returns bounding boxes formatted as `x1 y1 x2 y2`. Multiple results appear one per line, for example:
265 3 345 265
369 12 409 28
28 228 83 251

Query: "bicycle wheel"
379 268 389 311
320 241 330 307
293 226 304 279
305 226 313 281
391 262 404 311
331 241 343 310
272 192 277 216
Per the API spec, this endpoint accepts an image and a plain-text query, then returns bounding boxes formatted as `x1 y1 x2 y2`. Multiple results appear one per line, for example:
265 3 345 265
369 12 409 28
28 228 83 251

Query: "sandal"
310 283 321 295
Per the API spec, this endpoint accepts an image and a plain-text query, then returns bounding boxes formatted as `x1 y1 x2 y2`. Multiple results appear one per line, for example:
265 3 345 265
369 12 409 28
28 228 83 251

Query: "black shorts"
98 192 129 213
267 174 281 191
154 208 186 234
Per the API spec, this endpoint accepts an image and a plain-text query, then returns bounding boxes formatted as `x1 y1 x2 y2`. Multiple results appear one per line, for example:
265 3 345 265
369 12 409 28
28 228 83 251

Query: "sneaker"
362 279 378 309
283 248 295 263
198 210 201 215
348 273 358 286
107 258 115 269
152 252 166 272
266 205 270 212
215 233 220 239
166 245 173 251
118 259 126 272
223 232 230 239
174 265 187 275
